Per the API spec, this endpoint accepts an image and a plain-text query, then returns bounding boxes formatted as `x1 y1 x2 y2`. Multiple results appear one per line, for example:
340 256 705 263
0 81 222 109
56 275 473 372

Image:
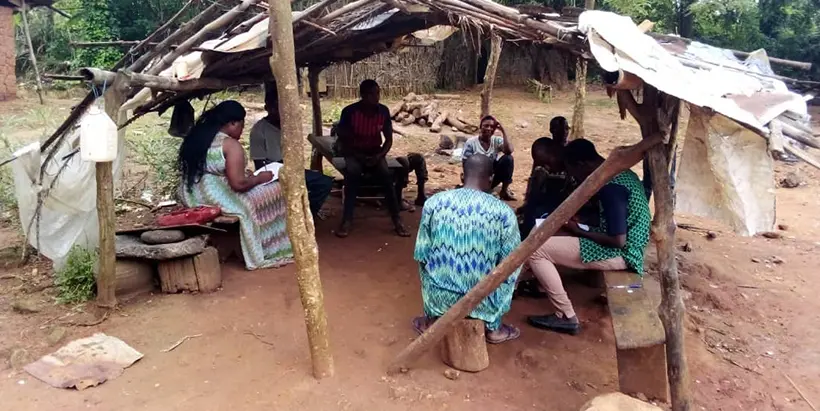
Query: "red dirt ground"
1 88 819 411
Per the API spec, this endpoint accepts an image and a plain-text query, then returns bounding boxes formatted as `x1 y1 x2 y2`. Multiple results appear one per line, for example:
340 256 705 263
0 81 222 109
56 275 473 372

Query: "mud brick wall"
0 7 17 101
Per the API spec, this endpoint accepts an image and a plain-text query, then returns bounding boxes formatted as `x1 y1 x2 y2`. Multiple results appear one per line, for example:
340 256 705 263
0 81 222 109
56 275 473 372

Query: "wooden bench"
602 270 669 402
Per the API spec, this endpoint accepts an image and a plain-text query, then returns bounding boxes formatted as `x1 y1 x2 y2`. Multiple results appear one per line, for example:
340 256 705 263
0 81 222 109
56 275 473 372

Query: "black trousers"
342 156 400 222
492 154 514 188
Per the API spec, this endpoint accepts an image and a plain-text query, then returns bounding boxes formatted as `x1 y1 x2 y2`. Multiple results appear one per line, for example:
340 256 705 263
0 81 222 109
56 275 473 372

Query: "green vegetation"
55 245 97 304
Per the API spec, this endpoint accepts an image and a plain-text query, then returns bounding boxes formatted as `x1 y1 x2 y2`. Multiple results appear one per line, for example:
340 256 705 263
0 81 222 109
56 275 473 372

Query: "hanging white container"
80 106 118 162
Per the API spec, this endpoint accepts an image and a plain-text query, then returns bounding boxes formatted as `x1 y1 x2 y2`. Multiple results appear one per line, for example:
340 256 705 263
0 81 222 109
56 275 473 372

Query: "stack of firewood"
389 93 479 135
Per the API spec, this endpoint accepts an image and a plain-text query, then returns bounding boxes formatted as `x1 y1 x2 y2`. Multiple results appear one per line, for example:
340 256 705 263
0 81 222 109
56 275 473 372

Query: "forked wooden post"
308 65 324 171
388 134 663 374
480 33 502 118
269 0 334 379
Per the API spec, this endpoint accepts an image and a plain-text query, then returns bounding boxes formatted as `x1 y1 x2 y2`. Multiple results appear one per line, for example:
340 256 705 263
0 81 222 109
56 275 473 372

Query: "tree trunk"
20 0 44 105
388 134 664 374
308 65 324 171
269 0 334 379
480 33 502 118
96 74 128 309
570 56 587 140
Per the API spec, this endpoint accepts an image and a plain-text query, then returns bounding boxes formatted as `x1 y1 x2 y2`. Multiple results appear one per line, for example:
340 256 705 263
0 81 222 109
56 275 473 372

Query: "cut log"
389 101 406 118
431 111 449 133
406 101 427 112
429 111 440 126
193 247 222 292
401 115 417 126
412 108 422 119
158 257 199 293
421 101 439 118
432 93 461 100
439 319 489 372
419 118 428 127
115 259 156 299
446 117 478 134
403 92 418 102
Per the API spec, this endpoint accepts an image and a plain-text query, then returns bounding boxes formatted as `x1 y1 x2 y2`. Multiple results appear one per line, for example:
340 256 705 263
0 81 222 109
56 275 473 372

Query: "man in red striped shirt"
336 80 409 238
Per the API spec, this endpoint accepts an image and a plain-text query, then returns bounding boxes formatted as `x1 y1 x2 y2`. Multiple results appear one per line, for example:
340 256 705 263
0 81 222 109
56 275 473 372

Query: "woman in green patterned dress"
526 139 651 335
177 100 293 270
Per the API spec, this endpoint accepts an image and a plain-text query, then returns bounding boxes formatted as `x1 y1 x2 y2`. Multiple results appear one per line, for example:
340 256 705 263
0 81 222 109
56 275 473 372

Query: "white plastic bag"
12 105 126 269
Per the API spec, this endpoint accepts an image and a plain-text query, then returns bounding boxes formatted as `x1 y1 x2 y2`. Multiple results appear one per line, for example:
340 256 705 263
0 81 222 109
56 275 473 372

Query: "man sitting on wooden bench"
526 139 651 335
413 155 522 344
335 79 409 238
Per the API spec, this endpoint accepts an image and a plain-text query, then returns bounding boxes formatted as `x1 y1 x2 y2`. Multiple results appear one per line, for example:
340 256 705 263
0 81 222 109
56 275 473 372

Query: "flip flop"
486 323 521 344
335 222 351 238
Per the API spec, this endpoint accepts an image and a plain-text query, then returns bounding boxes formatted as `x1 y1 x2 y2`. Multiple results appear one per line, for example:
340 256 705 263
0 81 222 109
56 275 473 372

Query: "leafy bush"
55 246 97 304
128 133 182 200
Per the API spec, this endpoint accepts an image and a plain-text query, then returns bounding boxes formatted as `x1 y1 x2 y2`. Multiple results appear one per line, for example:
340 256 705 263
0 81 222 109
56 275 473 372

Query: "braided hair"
177 100 246 189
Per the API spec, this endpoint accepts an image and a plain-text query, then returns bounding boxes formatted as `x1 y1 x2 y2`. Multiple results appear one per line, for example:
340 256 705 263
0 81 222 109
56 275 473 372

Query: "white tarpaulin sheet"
676 107 776 235
577 11 807 133
12 104 126 269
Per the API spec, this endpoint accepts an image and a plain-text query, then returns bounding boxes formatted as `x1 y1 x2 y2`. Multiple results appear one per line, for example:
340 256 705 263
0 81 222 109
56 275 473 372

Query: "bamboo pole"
480 33 502 118
308 65 324 171
96 73 128 309
20 0 44 105
388 133 664 374
269 0 334 379
147 0 263 76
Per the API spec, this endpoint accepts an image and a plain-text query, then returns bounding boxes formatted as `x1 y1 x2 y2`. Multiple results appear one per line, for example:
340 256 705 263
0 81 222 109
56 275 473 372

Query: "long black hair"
177 100 246 189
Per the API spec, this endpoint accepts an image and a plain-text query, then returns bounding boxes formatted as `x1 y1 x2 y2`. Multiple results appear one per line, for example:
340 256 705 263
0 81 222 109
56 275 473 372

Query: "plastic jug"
80 105 118 162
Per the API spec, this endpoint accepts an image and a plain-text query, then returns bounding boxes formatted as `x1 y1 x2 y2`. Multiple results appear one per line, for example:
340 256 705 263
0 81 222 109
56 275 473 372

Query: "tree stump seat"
602 270 668 402
439 318 489 372
210 215 243 263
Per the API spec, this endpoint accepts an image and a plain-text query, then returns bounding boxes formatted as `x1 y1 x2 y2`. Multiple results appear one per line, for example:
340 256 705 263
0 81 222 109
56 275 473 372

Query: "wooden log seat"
602 270 669 402
439 319 489 372
157 247 222 293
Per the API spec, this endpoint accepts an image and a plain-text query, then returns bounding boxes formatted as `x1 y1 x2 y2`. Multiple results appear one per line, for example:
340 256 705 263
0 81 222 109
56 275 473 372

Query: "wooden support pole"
96 73 128 309
269 0 334 379
20 0 44 105
388 133 664 374
80 68 261 92
569 0 593 140
647 143 690 411
308 65 324 171
480 33 502 118
569 56 587 140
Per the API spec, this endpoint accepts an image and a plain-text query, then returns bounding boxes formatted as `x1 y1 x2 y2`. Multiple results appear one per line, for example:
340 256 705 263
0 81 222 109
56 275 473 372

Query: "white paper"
253 162 283 185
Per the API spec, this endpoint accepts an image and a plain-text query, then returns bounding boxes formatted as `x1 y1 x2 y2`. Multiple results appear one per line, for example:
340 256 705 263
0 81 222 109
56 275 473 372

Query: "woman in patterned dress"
177 100 293 270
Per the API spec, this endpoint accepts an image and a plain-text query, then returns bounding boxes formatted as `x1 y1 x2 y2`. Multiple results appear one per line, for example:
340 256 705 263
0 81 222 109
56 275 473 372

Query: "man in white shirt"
461 115 516 201
249 87 333 217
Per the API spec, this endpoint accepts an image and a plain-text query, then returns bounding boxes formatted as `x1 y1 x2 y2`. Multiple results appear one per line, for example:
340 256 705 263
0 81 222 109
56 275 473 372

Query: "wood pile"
390 93 479 135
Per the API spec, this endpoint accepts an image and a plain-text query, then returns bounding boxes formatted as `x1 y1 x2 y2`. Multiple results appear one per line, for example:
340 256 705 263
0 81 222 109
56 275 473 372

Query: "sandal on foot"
527 313 580 335
486 323 521 344
335 222 351 238
394 223 411 237
412 315 435 335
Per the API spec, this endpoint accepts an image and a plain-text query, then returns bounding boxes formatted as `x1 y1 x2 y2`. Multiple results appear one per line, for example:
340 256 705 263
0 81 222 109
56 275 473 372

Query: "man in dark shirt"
336 79 409 238
518 137 570 238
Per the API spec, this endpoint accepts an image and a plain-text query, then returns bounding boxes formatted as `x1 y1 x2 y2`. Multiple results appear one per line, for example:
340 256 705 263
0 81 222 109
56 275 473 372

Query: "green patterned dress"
414 188 521 331
579 170 651 274
179 133 293 270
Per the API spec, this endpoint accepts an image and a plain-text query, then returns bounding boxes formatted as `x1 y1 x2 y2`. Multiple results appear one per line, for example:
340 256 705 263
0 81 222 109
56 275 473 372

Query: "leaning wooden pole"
647 137 690 411
388 134 664 373
308 65 324 171
20 0 44 105
480 33 503 118
269 0 334 379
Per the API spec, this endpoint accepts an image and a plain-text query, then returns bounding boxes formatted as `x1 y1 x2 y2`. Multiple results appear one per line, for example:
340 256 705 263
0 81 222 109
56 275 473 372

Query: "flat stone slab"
116 235 206 260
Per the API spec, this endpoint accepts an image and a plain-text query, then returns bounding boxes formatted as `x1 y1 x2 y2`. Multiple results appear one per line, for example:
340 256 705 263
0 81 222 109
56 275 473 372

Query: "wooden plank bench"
602 270 669 402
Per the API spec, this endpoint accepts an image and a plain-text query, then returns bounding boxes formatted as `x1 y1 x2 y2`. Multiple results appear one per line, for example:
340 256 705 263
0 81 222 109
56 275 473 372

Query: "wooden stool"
439 319 489 372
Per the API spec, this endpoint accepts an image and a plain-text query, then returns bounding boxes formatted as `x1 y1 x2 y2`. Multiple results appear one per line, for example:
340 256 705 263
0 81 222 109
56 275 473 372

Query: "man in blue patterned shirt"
412 155 522 344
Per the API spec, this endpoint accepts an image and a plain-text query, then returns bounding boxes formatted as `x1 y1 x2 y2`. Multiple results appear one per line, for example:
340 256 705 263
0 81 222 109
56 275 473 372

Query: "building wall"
0 6 16 101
